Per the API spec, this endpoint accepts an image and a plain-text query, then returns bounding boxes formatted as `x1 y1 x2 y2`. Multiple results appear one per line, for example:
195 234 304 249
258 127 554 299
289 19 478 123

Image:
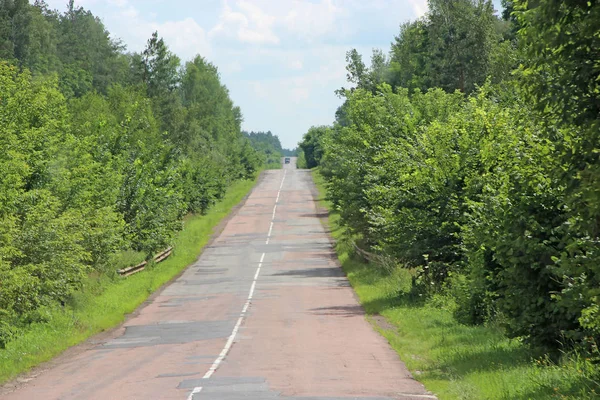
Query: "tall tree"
140 31 180 97
389 0 502 94
0 0 32 63
389 20 432 92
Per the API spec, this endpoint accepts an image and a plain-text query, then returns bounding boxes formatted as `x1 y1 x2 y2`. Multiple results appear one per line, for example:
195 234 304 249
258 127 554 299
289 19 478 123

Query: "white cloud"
209 1 279 45
107 4 212 60
110 0 128 7
282 0 342 41
238 45 349 110
121 5 139 19
208 0 351 46
155 18 210 60
408 0 428 18
44 0 212 60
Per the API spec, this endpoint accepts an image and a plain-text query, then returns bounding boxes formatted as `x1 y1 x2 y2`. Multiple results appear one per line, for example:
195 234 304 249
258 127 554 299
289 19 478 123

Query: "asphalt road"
2 158 435 400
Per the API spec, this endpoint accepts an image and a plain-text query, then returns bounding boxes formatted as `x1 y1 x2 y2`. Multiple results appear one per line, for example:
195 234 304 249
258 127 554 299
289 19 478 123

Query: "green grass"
0 176 258 384
310 169 599 400
264 161 282 170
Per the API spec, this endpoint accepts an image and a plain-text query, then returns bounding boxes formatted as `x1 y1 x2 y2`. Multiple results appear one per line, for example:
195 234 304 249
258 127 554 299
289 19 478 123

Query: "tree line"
300 0 600 357
0 0 278 346
244 130 297 168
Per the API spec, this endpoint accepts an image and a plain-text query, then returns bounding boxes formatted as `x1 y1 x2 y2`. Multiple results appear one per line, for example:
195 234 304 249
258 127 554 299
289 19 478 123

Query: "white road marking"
253 254 264 280
279 170 287 190
241 300 250 314
267 170 285 243
247 281 257 300
202 314 245 379
194 169 287 391
186 386 202 400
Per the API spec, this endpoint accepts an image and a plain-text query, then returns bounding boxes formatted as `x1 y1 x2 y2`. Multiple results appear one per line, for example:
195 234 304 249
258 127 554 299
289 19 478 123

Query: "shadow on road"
299 212 329 219
272 267 343 278
308 305 365 317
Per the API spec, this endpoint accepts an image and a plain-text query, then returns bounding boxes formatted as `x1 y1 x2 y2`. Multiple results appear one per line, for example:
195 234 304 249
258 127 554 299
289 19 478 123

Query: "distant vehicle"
284 157 291 164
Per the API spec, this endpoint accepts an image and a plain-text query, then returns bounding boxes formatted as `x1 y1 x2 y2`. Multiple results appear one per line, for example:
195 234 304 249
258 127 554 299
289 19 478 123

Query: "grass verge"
264 161 282 169
0 176 258 385
311 169 599 400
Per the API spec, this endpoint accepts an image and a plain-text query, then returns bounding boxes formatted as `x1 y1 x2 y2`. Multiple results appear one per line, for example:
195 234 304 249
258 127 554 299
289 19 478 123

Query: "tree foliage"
298 126 328 169
244 131 285 168
339 0 515 96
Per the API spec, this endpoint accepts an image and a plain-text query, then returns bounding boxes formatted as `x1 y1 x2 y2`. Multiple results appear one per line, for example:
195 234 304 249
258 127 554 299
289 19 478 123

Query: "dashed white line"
271 205 277 220
186 386 202 400
279 170 287 190
201 253 264 381
189 170 287 398
267 221 274 239
202 313 245 380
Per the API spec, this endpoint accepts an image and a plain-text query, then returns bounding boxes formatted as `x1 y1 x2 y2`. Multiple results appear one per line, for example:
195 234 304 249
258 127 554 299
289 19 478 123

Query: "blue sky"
45 0 503 149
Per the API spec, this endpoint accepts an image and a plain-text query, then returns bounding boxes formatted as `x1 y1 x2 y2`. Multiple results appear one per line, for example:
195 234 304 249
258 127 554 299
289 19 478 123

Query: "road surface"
2 159 434 399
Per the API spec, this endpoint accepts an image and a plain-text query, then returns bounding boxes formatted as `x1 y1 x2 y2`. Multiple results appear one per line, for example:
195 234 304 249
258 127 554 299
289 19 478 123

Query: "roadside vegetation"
0 178 257 384
0 0 279 379
302 0 600 397
244 131 297 169
313 171 598 399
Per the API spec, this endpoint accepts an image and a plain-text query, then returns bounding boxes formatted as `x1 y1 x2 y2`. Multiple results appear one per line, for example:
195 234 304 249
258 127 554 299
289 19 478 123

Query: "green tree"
298 126 328 169
140 31 181 97
0 0 31 64
389 20 431 92
56 0 128 96
389 0 507 94
0 64 91 339
244 130 284 168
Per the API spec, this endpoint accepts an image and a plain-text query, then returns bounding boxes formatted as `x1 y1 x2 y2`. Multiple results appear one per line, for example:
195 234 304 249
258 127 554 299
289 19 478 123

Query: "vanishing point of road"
2 159 435 400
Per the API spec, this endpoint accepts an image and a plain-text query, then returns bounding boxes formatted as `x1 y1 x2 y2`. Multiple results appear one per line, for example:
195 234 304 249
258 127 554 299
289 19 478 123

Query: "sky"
44 0 502 149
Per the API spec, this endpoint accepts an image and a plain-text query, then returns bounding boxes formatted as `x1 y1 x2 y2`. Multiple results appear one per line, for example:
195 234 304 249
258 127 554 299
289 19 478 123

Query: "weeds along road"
2 158 434 400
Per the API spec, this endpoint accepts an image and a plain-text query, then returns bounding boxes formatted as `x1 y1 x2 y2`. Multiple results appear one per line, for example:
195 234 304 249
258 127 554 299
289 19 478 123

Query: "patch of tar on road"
158 296 216 308
181 277 235 285
272 266 343 277
180 376 400 400
252 243 285 253
102 320 233 348
193 267 228 274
